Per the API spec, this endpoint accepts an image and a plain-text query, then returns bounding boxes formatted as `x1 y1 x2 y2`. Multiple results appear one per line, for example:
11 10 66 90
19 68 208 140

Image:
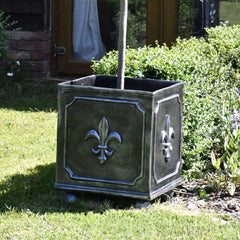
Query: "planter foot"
135 201 152 209
65 191 77 203
161 190 174 202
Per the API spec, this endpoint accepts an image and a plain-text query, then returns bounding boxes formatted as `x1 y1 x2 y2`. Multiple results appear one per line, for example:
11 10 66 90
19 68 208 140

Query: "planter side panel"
150 84 183 199
55 84 153 199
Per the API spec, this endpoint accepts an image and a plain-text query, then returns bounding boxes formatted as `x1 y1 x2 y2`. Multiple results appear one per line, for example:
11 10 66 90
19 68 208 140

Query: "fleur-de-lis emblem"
85 117 122 164
160 115 175 163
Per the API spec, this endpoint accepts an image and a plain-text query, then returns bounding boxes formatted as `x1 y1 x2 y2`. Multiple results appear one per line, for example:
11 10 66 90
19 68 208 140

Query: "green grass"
0 82 240 239
220 2 240 25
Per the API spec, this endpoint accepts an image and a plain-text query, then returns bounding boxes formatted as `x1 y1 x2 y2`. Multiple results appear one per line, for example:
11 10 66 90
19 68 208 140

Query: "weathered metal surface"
85 116 122 164
55 75 184 200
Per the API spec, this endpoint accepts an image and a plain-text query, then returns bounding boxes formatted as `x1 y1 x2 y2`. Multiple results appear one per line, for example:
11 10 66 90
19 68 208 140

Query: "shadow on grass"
0 80 58 112
0 163 141 214
0 80 151 213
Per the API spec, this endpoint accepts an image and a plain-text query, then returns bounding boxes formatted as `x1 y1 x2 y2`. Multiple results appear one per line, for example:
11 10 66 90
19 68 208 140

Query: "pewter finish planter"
55 75 184 200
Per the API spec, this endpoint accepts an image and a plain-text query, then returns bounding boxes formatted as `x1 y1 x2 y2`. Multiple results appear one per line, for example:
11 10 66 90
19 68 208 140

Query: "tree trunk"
117 0 128 90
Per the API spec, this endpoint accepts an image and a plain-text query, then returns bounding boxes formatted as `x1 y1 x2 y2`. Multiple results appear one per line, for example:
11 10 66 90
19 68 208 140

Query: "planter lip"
59 74 184 96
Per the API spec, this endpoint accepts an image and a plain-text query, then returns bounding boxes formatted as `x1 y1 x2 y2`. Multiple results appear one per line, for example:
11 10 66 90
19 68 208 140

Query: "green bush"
207 24 240 69
0 60 23 98
0 11 10 60
0 11 22 98
0 11 18 59
210 90 240 195
92 25 240 177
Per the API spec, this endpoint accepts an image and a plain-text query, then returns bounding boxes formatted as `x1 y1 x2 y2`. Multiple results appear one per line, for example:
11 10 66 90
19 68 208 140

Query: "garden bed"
166 180 240 222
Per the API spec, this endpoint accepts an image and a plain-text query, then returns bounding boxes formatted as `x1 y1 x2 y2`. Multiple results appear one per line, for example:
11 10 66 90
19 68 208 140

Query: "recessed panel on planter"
153 94 182 185
64 96 145 185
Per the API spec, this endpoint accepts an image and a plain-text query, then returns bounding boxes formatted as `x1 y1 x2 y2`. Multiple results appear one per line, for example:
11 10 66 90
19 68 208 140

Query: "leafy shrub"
0 11 10 60
92 25 240 180
0 11 22 97
210 90 240 195
0 60 23 98
207 24 240 70
0 11 18 60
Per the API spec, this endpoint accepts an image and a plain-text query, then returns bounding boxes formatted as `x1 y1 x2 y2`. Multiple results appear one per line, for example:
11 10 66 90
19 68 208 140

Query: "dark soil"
164 179 240 221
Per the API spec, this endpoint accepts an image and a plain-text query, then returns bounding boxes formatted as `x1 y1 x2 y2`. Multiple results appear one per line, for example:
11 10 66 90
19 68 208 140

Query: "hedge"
92 25 240 174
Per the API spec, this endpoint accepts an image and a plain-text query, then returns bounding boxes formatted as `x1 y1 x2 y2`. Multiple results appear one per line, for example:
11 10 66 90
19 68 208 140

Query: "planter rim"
59 74 184 96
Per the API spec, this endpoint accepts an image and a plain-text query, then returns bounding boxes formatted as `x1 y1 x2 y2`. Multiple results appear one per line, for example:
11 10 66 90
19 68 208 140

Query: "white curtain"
72 0 106 61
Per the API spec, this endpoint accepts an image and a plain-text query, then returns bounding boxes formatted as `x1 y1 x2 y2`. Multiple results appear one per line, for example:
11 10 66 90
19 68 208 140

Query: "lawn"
0 82 240 239
220 1 240 25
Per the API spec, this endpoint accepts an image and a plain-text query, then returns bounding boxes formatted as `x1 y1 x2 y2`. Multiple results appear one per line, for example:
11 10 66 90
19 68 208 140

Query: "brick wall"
7 31 51 78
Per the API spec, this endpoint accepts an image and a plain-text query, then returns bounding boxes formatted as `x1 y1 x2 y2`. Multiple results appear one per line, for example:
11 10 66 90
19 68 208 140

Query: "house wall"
7 31 51 78
0 0 51 78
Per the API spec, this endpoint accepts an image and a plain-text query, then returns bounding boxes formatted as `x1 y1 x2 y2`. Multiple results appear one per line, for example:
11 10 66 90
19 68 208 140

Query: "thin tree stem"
117 0 128 90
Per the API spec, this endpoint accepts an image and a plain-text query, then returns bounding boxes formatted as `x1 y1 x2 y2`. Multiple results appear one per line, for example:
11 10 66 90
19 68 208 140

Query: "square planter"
55 75 184 200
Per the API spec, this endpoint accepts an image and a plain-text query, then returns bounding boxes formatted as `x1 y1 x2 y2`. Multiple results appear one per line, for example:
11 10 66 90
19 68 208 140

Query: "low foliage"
210 92 240 195
0 11 17 60
0 11 9 60
92 25 240 191
0 60 23 98
0 11 22 97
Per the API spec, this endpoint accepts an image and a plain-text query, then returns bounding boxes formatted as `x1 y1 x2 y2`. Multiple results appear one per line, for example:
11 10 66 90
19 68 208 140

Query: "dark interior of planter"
68 75 179 92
